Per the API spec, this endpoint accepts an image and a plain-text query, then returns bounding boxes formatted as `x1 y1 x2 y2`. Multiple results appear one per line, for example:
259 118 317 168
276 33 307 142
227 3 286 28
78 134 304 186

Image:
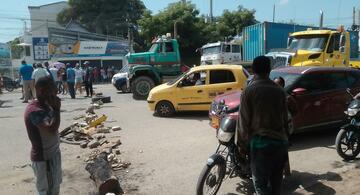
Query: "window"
327 72 348 89
327 34 340 53
182 71 207 87
222 44 230 52
346 72 360 87
165 42 174 52
209 70 235 84
294 73 330 92
232 45 240 53
25 46 31 56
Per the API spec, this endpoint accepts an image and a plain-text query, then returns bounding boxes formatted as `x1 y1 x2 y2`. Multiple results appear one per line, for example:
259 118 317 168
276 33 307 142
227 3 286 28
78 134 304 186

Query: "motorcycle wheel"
335 128 360 160
5 83 14 92
196 160 226 195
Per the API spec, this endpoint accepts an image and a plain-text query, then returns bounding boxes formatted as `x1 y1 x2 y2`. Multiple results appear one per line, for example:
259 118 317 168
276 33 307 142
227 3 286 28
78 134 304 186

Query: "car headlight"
347 108 359 116
217 129 233 142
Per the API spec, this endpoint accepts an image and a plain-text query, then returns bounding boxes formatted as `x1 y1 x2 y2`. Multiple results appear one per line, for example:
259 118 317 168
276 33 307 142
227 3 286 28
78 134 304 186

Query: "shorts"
75 78 83 84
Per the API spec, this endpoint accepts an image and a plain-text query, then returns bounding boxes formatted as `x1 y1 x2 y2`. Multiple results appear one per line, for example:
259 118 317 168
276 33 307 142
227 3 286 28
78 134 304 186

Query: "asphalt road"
0 84 359 195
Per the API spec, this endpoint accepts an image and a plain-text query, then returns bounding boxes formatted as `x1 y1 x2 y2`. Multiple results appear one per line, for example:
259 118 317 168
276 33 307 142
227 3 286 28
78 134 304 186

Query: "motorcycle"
335 89 360 160
196 101 252 195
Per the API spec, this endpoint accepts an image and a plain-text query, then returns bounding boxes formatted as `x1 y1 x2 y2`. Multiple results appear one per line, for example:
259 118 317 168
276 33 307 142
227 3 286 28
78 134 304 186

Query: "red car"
210 67 360 133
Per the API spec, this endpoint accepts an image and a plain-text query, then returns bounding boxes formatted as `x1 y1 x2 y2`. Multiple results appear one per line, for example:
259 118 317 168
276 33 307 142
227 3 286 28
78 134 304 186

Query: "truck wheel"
155 101 175 117
131 76 155 100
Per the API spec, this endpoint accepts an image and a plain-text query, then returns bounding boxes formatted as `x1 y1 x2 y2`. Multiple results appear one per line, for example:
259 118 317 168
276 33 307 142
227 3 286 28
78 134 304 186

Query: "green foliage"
7 37 23 59
57 0 146 36
138 2 257 65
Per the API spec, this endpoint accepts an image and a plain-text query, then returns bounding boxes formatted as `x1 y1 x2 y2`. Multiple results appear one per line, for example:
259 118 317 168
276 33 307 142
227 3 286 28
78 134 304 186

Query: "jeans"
67 82 75 99
250 142 288 195
31 151 62 195
84 81 93 97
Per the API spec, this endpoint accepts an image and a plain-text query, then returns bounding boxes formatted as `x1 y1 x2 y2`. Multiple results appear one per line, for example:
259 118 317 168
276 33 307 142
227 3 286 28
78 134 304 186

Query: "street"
0 84 359 195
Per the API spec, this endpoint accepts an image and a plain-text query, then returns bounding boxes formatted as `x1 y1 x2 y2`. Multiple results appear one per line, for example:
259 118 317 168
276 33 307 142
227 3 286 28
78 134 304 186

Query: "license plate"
211 116 220 128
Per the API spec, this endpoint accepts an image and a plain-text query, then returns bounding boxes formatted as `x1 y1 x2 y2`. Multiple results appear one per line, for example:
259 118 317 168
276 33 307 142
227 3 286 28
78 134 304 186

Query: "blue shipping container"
243 22 359 61
243 22 316 62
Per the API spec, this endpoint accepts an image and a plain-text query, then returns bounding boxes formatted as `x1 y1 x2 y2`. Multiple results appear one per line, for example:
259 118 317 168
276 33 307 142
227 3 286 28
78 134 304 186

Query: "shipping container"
242 22 316 62
242 22 359 61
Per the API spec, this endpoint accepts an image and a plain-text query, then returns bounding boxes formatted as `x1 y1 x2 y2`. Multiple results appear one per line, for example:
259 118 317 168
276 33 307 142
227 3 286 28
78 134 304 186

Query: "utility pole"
273 4 275 22
319 10 324 29
353 6 356 26
181 0 186 4
209 0 213 23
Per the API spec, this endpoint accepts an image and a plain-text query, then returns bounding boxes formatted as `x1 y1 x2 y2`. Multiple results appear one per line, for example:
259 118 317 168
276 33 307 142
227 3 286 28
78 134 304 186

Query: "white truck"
200 41 242 65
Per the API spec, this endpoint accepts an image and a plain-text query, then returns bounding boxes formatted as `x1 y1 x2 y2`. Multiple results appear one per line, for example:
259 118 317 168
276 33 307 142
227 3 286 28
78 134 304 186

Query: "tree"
7 37 23 59
57 0 146 37
217 6 257 37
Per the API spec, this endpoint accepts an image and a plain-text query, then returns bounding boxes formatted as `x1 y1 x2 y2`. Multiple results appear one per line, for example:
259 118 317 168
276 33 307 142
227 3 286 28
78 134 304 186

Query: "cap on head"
252 56 271 75
84 61 90 65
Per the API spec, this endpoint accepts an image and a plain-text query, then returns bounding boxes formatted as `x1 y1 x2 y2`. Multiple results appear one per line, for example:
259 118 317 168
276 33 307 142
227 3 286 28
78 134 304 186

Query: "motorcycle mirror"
219 99 225 105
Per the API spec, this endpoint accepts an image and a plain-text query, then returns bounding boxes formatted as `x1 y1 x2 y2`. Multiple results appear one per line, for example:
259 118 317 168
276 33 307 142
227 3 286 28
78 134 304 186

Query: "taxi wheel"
156 101 175 117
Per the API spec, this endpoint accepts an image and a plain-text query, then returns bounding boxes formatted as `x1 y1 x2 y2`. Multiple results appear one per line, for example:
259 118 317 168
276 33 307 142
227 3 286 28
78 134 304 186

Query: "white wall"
29 2 68 37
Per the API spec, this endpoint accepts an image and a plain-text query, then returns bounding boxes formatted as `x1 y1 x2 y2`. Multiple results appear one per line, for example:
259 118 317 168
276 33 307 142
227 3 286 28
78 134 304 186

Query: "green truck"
112 35 183 99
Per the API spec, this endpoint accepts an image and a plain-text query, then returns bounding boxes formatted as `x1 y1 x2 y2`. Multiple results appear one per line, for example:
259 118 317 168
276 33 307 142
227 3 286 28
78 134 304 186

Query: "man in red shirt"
24 77 62 195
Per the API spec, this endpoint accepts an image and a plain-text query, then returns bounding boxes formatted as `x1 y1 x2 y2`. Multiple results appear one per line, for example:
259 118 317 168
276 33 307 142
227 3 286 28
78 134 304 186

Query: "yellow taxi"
147 65 249 117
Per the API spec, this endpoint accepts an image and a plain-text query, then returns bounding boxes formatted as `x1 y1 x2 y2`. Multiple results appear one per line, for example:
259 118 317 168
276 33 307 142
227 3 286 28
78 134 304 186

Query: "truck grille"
271 56 287 68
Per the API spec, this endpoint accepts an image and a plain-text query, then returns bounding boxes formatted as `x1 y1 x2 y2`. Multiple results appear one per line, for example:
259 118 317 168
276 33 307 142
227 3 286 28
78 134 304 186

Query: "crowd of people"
18 60 107 102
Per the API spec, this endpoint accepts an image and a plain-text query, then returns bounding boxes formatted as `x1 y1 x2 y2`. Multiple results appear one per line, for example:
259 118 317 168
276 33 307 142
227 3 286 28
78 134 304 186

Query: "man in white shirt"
49 65 60 93
32 63 50 83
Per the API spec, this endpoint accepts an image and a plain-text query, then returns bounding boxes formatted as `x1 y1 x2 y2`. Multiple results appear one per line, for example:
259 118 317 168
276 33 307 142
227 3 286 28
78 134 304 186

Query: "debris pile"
60 100 129 195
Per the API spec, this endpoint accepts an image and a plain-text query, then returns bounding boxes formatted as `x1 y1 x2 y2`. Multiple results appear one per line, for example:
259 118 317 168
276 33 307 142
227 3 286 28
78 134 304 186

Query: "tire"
131 76 155 100
121 84 130 93
5 83 14 92
92 96 111 103
335 128 360 160
155 101 175 117
196 159 226 195
58 83 64 94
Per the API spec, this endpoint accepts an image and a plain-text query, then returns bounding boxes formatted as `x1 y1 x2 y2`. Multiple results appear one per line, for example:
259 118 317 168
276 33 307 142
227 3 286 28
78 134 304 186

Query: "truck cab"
126 35 182 99
266 28 353 68
200 42 242 65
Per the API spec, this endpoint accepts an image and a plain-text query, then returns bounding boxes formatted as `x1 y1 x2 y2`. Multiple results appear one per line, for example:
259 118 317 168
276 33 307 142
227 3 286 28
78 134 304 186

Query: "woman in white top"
75 63 84 95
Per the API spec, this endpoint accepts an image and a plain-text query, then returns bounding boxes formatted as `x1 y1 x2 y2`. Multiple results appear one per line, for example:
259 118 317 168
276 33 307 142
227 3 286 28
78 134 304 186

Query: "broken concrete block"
80 141 88 148
88 140 100 149
97 127 111 134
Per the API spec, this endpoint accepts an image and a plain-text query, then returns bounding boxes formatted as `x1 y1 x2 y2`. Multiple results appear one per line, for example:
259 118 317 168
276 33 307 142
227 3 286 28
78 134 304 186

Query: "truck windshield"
202 46 221 55
288 35 329 52
149 43 159 52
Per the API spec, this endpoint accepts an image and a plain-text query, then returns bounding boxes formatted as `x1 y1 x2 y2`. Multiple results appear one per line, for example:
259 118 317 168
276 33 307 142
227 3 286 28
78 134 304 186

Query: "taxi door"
207 69 243 100
175 70 211 111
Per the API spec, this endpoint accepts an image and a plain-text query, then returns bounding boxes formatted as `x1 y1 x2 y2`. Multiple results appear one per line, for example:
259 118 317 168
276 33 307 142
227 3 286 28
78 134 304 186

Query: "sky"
0 0 359 43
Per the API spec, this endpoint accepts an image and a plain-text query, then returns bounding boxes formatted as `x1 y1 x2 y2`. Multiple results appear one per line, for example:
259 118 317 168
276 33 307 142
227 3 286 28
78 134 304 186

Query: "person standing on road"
60 67 68 95
66 64 76 99
32 63 50 84
84 61 94 97
20 60 35 103
49 65 60 91
74 63 83 95
44 62 53 81
237 56 289 195
24 77 62 195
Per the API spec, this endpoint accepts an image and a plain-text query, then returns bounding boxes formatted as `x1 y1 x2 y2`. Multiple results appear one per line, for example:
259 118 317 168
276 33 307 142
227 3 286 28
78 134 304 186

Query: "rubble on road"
59 99 129 194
